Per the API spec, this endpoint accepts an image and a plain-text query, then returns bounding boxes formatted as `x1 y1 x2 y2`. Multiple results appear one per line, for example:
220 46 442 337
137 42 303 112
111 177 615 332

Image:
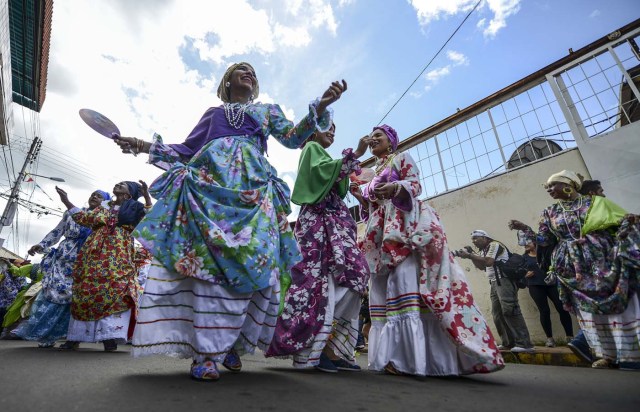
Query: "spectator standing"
457 230 534 353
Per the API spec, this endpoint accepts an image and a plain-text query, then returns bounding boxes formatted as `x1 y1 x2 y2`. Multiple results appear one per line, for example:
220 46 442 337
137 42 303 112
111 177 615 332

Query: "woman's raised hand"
508 219 528 231
55 186 69 203
112 133 137 154
317 80 348 115
354 135 371 158
28 245 44 256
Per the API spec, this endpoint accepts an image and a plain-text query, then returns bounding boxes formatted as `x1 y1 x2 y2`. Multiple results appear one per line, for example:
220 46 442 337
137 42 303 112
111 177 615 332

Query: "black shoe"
58 341 80 350
103 339 118 352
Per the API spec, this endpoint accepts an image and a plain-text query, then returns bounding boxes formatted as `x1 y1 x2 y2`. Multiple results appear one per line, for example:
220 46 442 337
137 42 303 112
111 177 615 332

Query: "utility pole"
0 136 42 248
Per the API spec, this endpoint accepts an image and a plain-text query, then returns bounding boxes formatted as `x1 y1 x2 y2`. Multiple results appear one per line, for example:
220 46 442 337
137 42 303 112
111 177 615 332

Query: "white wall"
574 121 640 213
427 149 590 342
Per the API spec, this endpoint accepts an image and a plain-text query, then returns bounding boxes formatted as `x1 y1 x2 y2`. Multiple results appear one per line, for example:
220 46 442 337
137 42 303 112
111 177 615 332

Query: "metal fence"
348 24 640 221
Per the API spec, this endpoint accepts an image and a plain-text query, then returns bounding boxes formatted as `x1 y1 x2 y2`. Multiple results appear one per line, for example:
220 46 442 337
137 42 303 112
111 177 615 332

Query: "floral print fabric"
537 195 640 315
134 102 330 294
267 148 369 357
37 210 91 304
359 151 503 374
70 206 139 321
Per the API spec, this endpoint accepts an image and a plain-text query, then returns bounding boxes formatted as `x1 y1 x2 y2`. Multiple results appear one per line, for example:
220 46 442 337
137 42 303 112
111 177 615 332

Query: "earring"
562 187 573 195
225 81 230 87
387 147 392 153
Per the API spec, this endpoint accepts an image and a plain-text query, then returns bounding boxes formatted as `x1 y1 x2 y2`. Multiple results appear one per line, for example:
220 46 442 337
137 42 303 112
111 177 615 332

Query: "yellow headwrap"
216 62 259 103
546 170 583 190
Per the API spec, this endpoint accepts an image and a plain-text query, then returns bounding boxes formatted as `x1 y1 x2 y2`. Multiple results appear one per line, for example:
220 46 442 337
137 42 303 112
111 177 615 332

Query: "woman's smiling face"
368 129 391 157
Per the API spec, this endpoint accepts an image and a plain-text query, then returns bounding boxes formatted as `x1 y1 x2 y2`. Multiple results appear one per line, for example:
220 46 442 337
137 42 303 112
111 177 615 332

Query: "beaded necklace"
374 153 397 175
224 102 250 129
558 195 583 241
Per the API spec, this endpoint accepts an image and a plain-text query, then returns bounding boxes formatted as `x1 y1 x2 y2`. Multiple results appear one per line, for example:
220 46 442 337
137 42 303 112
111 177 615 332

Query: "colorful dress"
13 210 91 345
132 101 330 362
66 204 140 343
537 195 640 362
266 143 370 367
0 264 35 331
359 151 504 376
0 263 28 321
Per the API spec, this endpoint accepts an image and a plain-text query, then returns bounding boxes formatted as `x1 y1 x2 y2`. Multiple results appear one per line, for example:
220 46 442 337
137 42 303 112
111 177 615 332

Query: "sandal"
103 339 118 352
222 348 242 372
58 341 80 350
384 362 404 375
592 358 618 369
190 359 220 381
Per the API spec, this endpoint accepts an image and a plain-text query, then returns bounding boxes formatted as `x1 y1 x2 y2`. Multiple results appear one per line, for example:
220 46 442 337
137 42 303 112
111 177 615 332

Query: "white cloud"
483 0 521 38
446 50 469 66
408 0 521 38
589 9 601 18
423 50 468 91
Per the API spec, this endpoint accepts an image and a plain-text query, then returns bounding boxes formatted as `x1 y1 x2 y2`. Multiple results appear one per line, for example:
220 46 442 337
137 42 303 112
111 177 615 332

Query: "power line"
377 0 482 125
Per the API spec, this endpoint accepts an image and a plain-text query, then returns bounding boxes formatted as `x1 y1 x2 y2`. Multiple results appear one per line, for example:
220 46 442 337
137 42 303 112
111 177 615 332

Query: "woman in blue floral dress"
13 189 109 347
527 170 639 369
113 62 348 381
266 124 371 372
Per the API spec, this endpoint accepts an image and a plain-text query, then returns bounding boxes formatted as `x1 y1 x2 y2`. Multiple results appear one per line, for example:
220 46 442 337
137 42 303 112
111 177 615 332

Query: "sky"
1 0 639 258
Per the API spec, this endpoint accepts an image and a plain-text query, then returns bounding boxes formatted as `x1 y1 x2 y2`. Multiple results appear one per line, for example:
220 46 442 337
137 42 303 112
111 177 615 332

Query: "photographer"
455 230 534 353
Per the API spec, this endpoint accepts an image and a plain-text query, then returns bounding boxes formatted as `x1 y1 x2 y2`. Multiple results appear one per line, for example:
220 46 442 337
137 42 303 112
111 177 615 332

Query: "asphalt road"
0 340 638 412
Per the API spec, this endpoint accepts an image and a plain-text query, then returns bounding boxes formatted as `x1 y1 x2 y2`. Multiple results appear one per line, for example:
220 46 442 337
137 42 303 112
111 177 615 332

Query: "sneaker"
567 341 593 364
315 353 338 373
497 344 513 351
545 338 556 348
222 349 242 372
331 358 362 371
190 359 220 381
511 346 535 353
37 342 55 348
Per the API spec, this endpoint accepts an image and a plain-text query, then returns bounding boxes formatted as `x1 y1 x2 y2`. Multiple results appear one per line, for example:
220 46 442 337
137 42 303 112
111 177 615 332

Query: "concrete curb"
501 346 590 367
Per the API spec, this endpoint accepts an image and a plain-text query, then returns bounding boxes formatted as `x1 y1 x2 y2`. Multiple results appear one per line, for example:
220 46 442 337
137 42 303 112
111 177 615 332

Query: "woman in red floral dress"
350 125 503 376
57 181 151 351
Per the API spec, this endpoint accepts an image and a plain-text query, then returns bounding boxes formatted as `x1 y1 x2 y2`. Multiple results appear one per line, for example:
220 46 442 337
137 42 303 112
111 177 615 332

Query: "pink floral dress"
359 151 503 376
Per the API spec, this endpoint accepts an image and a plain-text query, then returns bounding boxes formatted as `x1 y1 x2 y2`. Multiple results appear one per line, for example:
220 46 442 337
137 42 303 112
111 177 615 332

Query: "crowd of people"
1 62 638 380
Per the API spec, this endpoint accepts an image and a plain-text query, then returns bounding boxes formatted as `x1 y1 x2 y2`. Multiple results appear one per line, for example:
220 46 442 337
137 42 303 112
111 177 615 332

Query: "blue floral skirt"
13 292 70 345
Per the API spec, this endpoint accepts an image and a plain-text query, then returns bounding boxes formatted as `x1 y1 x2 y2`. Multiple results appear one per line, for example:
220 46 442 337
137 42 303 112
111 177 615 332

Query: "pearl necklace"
224 102 250 129
558 196 583 241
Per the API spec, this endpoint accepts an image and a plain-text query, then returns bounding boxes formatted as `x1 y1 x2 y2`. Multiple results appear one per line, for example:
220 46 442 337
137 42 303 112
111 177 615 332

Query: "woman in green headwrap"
266 124 371 373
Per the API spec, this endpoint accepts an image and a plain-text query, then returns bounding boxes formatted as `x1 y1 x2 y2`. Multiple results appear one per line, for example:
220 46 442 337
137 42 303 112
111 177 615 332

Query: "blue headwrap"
95 190 111 201
125 181 142 200
117 181 144 227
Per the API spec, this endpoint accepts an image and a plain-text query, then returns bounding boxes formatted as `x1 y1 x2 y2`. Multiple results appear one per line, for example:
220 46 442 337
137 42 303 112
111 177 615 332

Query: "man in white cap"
456 230 534 353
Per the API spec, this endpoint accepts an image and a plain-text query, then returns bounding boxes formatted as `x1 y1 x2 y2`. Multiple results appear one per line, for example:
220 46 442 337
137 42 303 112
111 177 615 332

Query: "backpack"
493 243 528 289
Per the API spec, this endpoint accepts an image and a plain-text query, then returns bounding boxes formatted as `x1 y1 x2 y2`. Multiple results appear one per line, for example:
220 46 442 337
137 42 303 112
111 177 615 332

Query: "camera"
452 245 474 258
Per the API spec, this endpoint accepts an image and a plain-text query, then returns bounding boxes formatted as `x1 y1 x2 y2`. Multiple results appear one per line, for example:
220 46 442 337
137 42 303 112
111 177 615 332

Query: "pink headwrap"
373 124 399 151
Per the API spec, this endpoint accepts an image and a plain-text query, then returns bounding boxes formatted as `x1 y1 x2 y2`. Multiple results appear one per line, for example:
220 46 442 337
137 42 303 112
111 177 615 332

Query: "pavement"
1 340 639 412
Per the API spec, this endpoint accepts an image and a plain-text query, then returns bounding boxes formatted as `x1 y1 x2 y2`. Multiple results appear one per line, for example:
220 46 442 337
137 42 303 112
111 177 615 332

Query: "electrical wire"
377 0 482 125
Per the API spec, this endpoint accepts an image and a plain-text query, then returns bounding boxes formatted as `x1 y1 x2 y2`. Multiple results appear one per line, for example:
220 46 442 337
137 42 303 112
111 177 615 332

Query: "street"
0 340 638 412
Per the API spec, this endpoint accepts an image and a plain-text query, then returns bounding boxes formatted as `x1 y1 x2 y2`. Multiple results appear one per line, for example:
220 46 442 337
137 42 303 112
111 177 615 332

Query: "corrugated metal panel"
8 0 51 112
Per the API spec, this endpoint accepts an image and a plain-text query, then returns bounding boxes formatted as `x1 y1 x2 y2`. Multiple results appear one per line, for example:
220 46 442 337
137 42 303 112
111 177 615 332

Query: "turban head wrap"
125 181 142 200
94 190 111 201
546 170 583 190
373 124 399 151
